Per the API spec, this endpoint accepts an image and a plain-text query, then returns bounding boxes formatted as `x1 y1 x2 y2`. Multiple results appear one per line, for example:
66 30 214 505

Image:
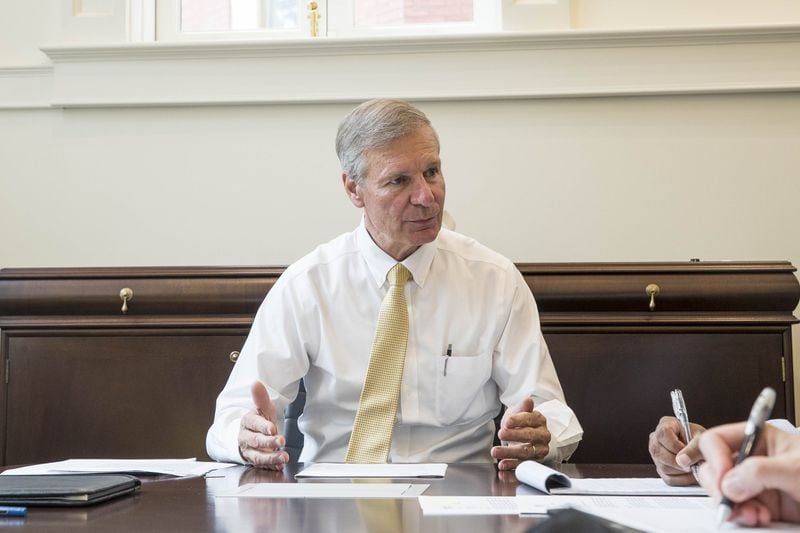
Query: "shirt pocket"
434 351 492 426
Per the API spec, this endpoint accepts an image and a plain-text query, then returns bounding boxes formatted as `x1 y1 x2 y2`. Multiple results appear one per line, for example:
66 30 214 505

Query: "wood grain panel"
3 330 244 465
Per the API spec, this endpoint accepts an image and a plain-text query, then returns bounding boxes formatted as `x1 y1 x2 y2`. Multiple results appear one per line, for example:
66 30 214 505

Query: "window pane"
180 0 298 33
354 0 473 27
265 0 299 29
181 0 231 32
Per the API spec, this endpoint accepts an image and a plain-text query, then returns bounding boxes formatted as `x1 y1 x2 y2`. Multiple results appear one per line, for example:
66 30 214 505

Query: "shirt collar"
356 219 436 288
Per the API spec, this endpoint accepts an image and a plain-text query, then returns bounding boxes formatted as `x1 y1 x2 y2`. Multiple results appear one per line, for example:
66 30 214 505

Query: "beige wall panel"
573 0 800 29
1 95 797 268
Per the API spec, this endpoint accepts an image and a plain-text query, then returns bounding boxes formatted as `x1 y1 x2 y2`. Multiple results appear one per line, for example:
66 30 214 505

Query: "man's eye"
423 167 439 179
388 176 408 185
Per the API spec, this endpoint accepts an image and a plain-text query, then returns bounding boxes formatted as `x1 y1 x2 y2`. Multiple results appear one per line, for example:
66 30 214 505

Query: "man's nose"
410 175 435 207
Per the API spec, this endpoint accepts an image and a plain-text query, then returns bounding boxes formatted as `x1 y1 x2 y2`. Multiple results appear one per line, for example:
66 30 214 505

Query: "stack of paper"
420 460 715 527
1 459 236 477
514 461 707 496
214 463 442 500
418 494 712 517
217 483 428 499
295 463 446 478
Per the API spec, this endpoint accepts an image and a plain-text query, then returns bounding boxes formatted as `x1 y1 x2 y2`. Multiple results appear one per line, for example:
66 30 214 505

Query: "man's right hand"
648 415 705 486
238 381 289 470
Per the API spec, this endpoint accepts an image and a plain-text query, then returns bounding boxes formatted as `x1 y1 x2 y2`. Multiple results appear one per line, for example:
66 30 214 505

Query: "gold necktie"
346 263 412 463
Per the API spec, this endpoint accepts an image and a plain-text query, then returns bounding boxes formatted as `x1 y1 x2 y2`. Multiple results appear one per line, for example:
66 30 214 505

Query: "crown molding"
0 66 53 109
39 24 800 60
2 25 798 109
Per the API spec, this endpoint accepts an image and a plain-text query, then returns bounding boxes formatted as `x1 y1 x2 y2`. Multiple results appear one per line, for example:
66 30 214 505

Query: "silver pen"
716 386 776 527
670 389 699 480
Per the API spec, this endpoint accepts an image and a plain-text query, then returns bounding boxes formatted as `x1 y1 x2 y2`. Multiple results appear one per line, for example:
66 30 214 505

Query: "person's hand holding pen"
648 416 705 486
698 421 800 526
670 389 703 481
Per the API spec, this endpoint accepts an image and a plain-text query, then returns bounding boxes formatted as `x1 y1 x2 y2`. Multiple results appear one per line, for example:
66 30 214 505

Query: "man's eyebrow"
378 167 408 178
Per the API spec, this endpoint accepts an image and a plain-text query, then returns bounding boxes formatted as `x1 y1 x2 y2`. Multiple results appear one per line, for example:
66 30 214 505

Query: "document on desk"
1 459 236 478
517 496 799 532
516 495 713 515
515 460 706 496
419 495 712 517
217 482 429 499
296 463 447 478
549 478 707 496
418 496 518 515
582 506 800 532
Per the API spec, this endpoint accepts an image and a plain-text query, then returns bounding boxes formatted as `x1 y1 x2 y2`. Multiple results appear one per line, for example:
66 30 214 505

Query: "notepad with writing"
515 461 707 496
0 474 141 506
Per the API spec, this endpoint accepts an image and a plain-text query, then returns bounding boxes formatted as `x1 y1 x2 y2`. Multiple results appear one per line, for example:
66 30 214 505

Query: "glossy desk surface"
3 463 657 532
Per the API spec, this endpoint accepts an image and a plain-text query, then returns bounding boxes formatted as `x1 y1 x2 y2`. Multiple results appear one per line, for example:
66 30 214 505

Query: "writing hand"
648 415 705 486
238 381 289 470
490 397 550 471
698 422 800 527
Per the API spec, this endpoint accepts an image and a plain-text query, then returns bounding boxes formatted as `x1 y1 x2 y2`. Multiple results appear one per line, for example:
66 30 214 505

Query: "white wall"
1 1 799 411
2 95 798 268
572 0 800 29
0 1 54 66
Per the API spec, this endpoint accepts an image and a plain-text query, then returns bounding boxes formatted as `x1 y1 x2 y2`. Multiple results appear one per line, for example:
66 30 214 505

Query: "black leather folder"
0 474 141 506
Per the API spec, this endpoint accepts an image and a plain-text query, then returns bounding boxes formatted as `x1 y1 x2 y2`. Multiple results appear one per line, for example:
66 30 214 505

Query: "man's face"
344 126 445 261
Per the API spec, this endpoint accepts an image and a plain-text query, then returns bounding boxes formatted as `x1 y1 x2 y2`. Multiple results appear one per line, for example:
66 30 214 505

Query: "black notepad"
0 474 141 506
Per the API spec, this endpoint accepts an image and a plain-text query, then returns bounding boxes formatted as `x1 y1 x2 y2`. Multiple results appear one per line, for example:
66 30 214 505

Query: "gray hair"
335 99 439 184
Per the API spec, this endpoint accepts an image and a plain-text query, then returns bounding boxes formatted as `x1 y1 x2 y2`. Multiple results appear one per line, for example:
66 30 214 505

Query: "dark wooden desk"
5 463 657 532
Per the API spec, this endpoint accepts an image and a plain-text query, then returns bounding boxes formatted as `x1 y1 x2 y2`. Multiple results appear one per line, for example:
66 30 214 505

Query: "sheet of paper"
514 460 706 496
296 463 447 478
517 495 713 515
584 507 800 532
216 482 429 499
550 478 708 496
1 459 236 477
513 460 570 493
418 496 518 515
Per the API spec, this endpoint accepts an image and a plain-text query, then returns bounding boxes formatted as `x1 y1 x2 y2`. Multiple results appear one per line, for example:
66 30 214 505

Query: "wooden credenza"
0 262 797 466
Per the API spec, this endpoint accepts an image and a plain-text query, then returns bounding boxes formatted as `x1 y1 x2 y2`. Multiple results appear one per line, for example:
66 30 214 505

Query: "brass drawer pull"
119 288 134 314
645 283 660 311
229 351 240 363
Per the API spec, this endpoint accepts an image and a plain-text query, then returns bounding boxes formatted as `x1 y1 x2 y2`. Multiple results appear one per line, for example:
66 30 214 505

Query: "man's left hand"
491 397 551 470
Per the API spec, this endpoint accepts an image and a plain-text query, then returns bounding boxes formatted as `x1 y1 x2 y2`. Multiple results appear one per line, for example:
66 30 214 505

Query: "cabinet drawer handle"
119 288 134 314
645 283 660 311
229 351 240 363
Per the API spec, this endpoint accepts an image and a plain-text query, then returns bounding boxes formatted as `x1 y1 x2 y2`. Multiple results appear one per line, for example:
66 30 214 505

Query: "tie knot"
388 263 411 287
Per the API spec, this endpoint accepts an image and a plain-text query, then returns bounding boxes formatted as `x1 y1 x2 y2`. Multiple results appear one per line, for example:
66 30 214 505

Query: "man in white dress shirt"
206 99 582 470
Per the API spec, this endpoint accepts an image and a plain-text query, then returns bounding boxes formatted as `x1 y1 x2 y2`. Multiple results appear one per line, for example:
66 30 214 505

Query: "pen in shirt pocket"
443 343 452 376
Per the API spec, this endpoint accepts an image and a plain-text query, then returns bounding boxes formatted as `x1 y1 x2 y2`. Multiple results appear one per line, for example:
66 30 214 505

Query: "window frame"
328 0 498 38
154 0 499 41
155 0 316 41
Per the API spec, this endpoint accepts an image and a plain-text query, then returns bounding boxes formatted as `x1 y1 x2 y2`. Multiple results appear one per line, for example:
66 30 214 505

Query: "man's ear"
343 173 364 208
